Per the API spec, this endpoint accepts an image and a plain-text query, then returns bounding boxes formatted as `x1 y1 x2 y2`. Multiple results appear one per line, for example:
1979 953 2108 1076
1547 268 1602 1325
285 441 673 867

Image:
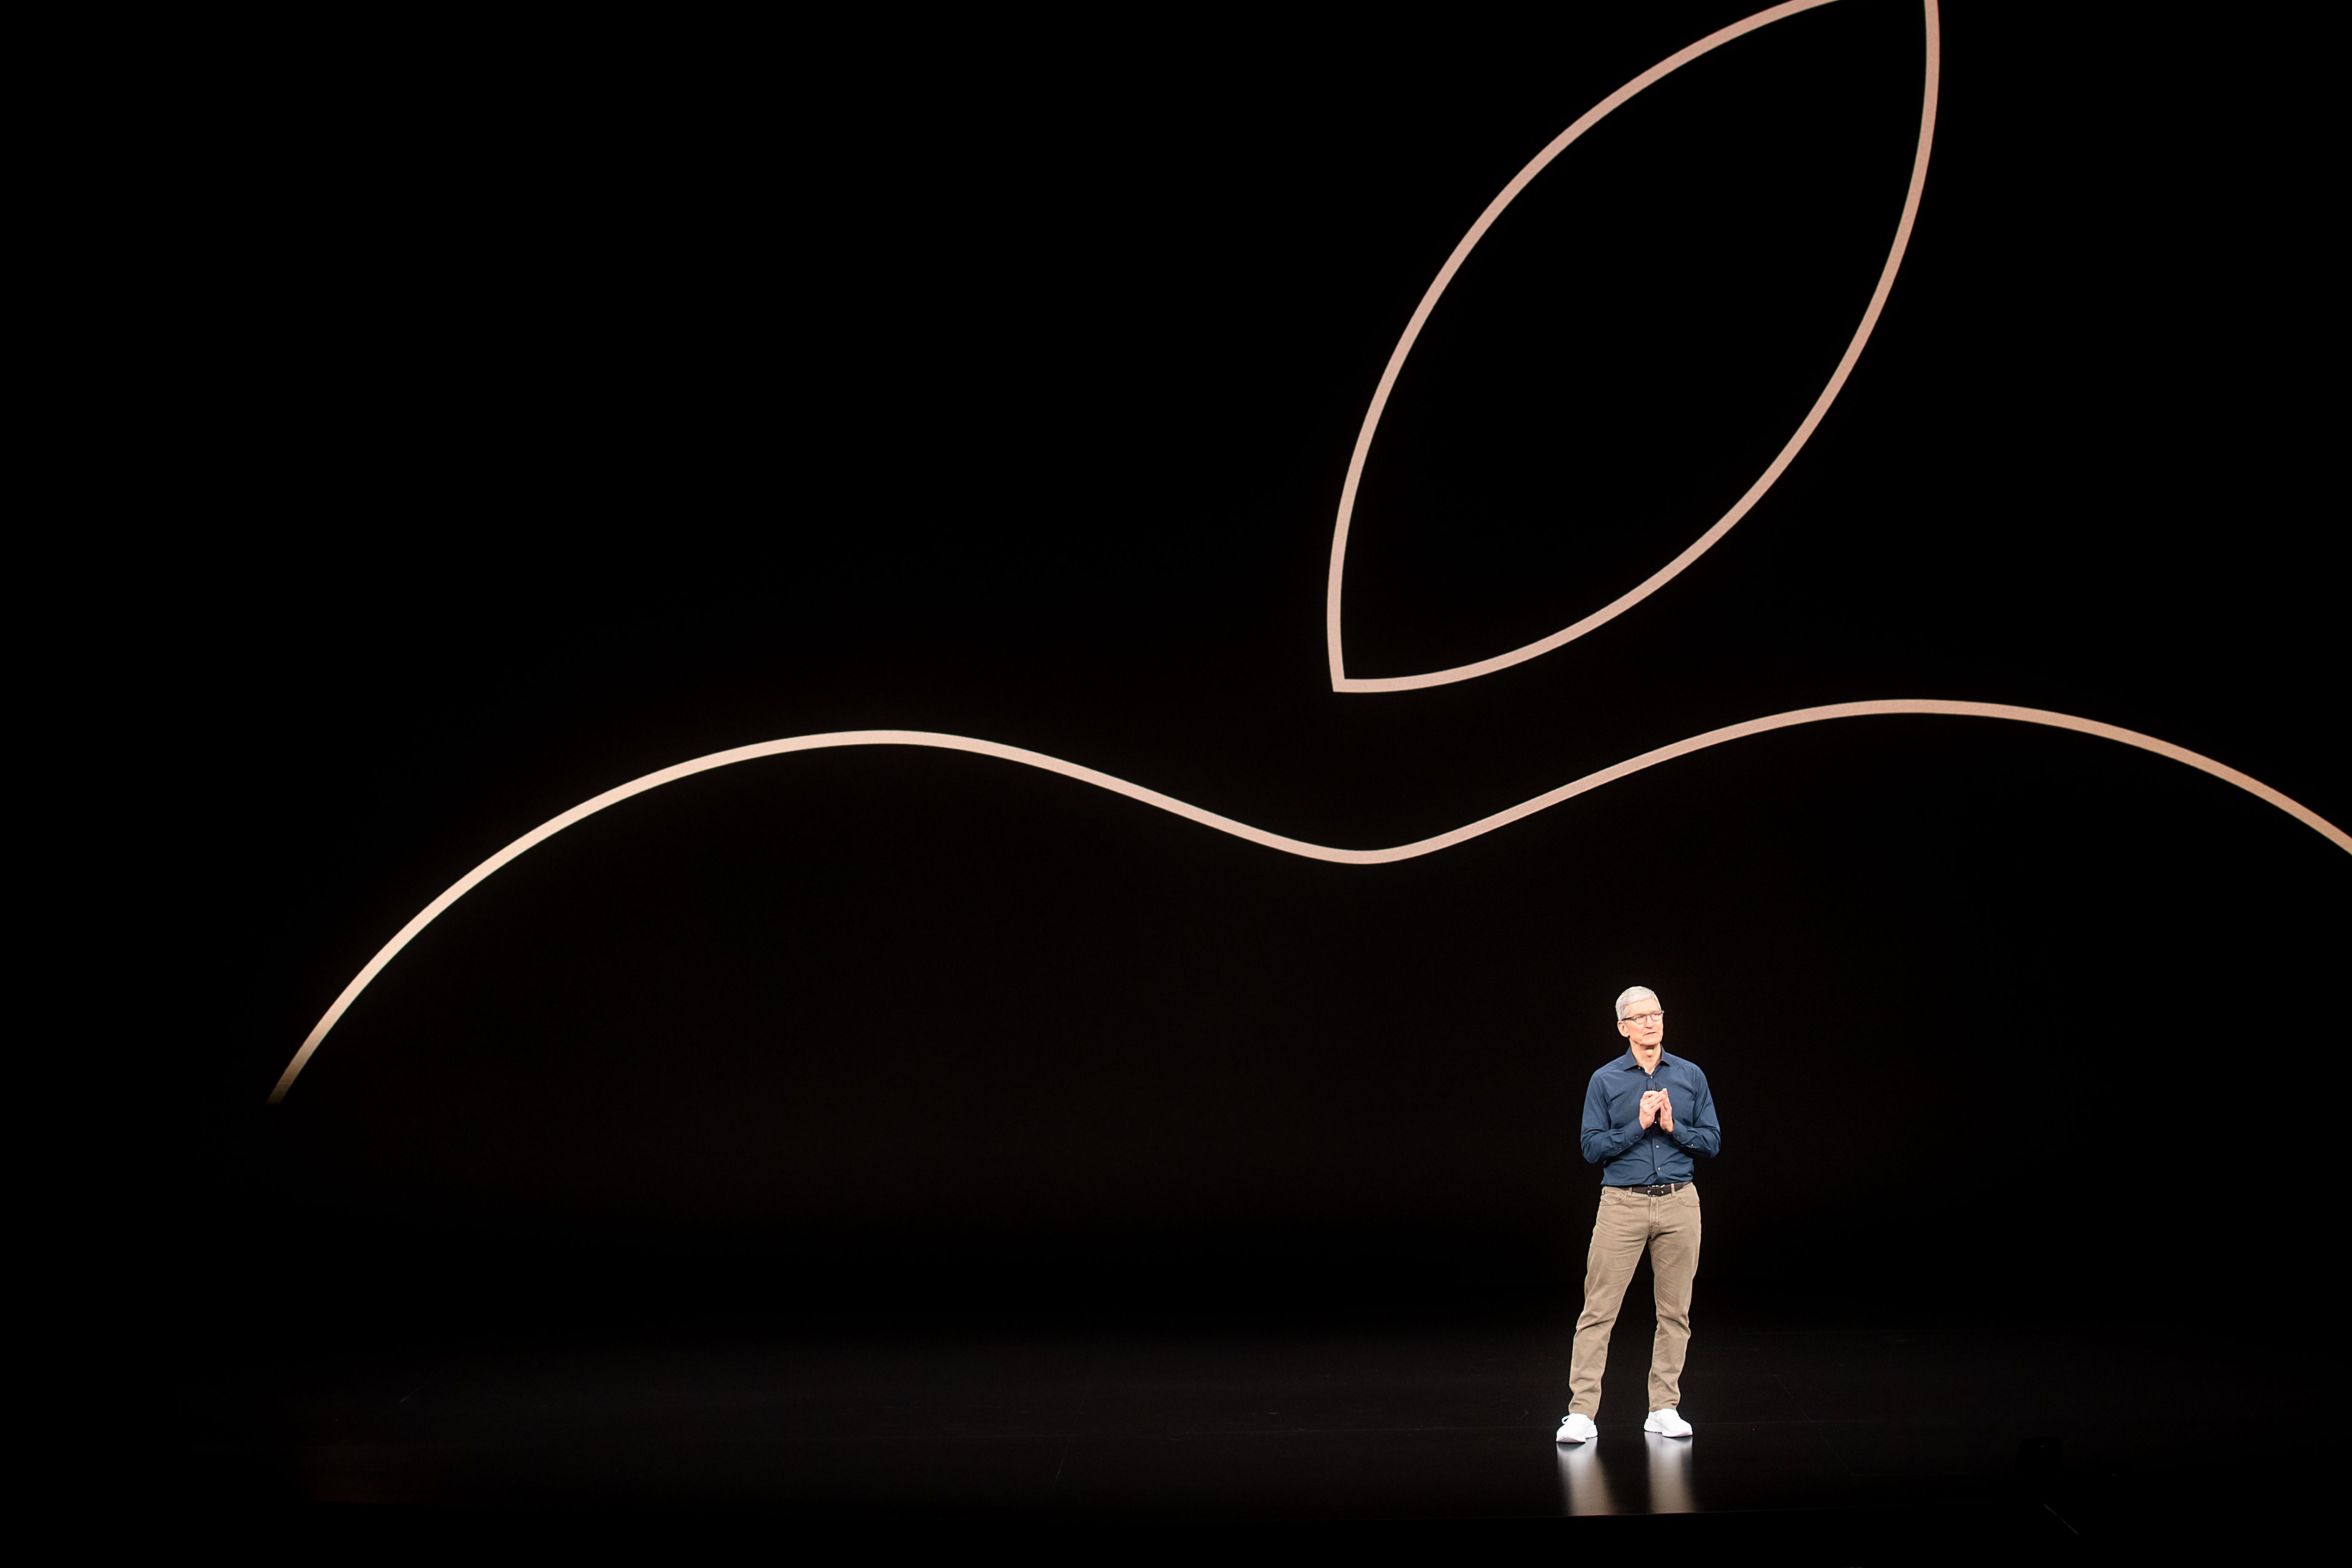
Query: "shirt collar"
1618 1049 1675 1072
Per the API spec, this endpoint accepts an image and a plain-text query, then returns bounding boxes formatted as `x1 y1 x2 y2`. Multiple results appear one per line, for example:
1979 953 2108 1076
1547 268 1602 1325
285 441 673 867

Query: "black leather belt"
1614 1181 1688 1197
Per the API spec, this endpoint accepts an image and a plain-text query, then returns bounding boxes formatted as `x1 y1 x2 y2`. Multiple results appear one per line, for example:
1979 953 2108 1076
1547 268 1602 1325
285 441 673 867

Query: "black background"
90 0 2343 1391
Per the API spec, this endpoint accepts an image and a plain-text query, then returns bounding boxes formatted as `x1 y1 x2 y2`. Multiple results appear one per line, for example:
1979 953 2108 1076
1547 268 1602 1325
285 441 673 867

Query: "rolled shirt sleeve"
1666 1069 1721 1159
1580 1071 1644 1165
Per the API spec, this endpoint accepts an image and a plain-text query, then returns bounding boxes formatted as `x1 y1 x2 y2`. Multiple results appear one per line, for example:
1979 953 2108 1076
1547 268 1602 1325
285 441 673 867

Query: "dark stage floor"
175 1297 2265 1551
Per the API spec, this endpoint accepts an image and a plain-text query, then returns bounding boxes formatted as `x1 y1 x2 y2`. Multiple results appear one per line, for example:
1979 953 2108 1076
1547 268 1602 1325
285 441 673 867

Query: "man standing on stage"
1557 985 1720 1445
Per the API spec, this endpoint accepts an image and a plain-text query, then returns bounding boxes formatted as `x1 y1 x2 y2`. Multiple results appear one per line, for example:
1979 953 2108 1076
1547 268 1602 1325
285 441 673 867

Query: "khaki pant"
1568 1182 1701 1417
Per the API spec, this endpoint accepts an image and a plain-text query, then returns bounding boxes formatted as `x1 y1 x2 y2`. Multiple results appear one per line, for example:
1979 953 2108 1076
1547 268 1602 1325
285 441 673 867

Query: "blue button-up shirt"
1580 1050 1721 1185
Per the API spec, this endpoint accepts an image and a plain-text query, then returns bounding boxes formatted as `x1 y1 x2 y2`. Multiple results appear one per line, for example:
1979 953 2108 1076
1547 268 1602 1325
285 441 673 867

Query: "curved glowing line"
269 702 2346 1102
1324 0 1941 692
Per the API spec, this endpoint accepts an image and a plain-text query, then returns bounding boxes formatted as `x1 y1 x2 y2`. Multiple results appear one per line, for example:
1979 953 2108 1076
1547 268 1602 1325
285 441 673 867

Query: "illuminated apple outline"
267 0 2345 1104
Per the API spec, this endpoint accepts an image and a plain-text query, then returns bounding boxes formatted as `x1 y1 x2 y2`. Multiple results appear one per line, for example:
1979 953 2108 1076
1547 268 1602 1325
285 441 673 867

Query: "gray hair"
1614 985 1659 1021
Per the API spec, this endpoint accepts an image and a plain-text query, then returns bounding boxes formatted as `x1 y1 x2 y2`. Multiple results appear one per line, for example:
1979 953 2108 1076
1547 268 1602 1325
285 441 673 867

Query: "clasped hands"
1638 1089 1676 1133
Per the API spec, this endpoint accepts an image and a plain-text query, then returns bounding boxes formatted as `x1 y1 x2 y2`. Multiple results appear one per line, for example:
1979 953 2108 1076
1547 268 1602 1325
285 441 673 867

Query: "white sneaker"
1555 1413 1598 1444
1644 1407 1693 1438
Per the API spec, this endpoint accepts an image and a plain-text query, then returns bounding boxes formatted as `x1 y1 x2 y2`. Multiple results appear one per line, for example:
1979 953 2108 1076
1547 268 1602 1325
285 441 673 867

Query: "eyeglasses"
1623 1011 1664 1027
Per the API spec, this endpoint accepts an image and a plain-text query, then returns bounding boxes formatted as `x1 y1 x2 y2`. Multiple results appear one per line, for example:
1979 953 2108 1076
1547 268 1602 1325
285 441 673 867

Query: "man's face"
1617 996 1665 1053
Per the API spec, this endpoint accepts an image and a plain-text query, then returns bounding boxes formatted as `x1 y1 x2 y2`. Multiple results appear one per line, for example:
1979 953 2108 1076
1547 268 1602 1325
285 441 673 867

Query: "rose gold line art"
1324 0 1940 692
268 702 2346 1102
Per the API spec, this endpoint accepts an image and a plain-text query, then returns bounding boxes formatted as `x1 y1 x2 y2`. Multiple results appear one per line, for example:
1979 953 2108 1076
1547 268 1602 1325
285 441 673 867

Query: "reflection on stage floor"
174 1303 2273 1548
